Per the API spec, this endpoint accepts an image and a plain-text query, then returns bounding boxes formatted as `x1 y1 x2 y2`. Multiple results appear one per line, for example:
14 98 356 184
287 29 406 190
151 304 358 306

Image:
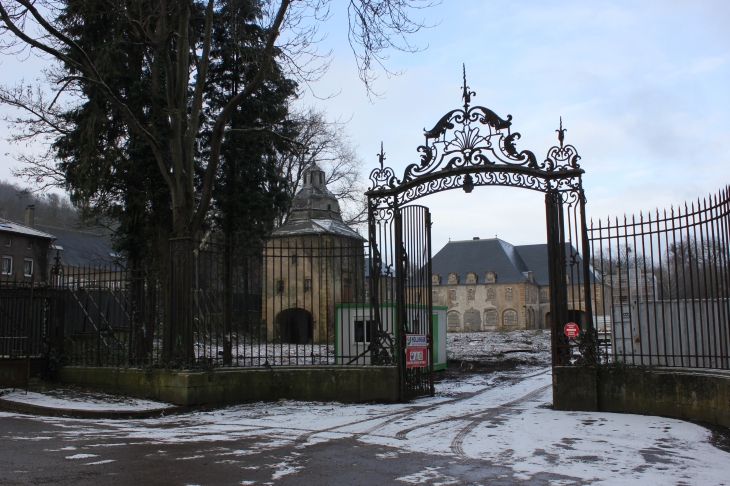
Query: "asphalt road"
1 365 728 486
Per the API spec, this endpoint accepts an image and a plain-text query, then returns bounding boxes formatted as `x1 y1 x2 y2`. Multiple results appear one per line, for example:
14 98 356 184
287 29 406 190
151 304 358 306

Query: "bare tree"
276 106 366 228
0 0 435 240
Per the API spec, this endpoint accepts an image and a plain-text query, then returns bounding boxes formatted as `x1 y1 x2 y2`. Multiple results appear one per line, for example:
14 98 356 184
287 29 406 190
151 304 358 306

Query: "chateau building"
431 237 606 332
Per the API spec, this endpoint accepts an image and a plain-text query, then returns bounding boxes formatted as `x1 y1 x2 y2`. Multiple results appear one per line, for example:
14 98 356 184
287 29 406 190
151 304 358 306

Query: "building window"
485 309 498 328
276 280 285 294
449 289 456 301
2 256 11 275
304 279 312 292
354 320 373 343
291 255 297 266
23 259 33 277
467 288 475 300
503 309 517 328
26 240 33 250
506 287 513 300
4 238 10 247
486 287 495 301
447 312 461 331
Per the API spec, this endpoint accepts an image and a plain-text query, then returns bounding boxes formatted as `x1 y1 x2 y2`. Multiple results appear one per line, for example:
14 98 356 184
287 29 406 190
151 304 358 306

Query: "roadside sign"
406 334 428 368
564 322 580 338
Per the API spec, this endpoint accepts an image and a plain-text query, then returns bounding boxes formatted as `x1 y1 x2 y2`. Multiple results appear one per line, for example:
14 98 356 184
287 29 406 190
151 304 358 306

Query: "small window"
5 238 10 247
506 287 513 300
327 204 331 211
304 279 312 292
2 256 12 275
26 240 33 250
291 255 297 266
23 259 33 277
354 320 373 343
276 280 285 294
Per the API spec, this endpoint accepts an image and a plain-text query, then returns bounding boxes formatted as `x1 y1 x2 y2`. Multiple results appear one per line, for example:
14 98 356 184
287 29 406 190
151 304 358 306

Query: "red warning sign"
406 334 428 368
564 322 580 338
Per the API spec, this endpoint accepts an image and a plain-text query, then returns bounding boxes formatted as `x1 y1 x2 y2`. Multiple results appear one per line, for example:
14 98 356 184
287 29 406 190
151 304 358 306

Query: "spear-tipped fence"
589 186 730 369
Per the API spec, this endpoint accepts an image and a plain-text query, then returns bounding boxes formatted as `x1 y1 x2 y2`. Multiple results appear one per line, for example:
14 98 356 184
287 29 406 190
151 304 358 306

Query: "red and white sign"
564 322 580 338
406 334 428 368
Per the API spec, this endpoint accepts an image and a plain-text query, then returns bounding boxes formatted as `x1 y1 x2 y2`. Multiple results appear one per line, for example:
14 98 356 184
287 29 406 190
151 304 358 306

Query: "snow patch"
65 453 98 460
0 388 172 412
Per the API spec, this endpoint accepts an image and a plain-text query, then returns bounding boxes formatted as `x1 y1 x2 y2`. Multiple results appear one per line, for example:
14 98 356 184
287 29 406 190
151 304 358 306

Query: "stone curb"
0 396 187 420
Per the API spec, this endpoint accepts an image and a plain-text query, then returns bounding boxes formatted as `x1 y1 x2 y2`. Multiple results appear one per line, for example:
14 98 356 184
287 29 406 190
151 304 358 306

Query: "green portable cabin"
335 303 447 370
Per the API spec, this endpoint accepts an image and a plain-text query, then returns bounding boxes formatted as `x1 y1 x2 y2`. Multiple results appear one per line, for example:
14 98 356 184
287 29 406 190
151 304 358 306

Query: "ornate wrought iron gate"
367 66 596 400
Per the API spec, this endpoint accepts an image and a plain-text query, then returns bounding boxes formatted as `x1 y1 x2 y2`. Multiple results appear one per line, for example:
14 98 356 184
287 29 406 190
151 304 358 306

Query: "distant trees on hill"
0 180 77 228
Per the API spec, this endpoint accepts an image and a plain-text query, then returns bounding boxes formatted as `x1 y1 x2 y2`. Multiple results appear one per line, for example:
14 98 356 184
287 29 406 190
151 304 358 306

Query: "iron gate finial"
556 116 567 149
377 142 386 169
462 64 476 110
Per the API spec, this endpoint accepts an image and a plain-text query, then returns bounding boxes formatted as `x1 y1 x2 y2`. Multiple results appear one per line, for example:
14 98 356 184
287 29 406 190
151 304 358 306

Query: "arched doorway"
276 308 313 345
367 67 596 400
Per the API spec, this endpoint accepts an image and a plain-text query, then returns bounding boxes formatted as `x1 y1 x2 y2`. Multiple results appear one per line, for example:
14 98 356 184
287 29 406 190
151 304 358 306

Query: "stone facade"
432 270 544 332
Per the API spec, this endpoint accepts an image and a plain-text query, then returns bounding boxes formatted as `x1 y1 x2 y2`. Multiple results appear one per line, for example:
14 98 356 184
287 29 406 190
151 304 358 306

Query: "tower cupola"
288 164 342 222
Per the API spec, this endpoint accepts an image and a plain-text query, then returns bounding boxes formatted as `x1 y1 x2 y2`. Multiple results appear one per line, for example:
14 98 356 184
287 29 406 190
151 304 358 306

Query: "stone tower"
264 164 365 345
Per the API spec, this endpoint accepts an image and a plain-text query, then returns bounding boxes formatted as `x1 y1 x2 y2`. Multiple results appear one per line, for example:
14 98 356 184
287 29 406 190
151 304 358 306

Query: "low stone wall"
0 358 47 386
553 366 730 428
57 366 400 406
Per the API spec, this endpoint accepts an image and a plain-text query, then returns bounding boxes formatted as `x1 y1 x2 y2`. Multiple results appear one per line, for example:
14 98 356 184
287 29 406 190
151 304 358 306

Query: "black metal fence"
0 279 62 360
42 235 389 369
589 186 730 369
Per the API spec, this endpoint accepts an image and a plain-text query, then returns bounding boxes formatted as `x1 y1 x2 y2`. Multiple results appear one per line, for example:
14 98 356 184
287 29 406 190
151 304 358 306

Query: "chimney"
25 205 35 227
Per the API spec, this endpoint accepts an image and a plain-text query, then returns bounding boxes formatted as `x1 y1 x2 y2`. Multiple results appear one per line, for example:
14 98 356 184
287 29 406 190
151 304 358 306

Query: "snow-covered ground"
0 388 173 412
2 366 728 484
195 343 337 366
447 330 551 364
1 329 728 484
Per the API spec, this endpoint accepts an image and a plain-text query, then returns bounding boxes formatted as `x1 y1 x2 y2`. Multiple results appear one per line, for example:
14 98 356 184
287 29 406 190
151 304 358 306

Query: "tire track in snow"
450 383 551 457
295 367 551 444
393 372 551 441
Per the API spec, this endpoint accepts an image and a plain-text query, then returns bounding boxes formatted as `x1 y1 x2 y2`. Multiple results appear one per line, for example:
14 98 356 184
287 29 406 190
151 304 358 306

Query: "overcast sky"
1 0 729 252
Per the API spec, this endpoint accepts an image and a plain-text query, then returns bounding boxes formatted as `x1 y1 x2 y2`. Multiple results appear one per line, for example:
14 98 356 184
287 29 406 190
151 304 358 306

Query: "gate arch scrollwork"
368 66 584 206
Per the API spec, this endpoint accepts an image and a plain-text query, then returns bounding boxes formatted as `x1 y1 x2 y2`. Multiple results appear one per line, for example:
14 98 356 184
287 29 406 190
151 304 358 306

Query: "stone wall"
57 365 400 405
553 366 730 429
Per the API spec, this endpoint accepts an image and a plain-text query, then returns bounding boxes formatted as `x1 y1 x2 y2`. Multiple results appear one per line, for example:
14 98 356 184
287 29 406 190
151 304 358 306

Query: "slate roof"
270 218 364 240
0 219 55 240
514 244 550 285
271 164 364 241
432 238 600 285
35 224 117 268
432 238 531 284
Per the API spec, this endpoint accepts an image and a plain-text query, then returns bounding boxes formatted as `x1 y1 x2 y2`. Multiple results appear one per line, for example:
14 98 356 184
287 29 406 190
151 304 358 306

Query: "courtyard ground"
1 330 728 485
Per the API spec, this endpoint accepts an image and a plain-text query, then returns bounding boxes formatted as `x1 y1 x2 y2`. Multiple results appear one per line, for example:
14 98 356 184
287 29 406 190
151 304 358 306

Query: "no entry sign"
406 334 428 368
564 322 580 338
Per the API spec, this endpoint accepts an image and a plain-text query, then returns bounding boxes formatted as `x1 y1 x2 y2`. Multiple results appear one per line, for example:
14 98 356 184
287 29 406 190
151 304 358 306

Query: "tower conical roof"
271 164 363 240
287 164 342 221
